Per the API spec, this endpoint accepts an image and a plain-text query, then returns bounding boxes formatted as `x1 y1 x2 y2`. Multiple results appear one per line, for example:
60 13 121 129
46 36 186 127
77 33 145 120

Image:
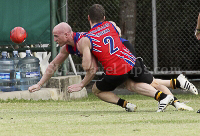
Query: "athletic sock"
176 80 181 88
170 79 176 89
170 78 181 89
154 91 167 101
171 97 180 107
117 98 128 108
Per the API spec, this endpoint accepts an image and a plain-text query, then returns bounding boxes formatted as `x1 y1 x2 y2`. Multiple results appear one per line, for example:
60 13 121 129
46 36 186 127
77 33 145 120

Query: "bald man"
28 22 95 92
29 22 194 112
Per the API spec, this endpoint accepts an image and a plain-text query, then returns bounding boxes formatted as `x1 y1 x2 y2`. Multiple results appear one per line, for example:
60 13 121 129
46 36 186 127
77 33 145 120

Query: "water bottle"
11 51 21 91
0 51 17 92
18 50 40 90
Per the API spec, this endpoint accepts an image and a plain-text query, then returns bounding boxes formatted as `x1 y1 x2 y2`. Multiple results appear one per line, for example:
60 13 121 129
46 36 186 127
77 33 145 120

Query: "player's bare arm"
195 13 200 40
68 55 98 93
78 37 92 71
67 37 95 93
28 45 69 92
80 55 98 87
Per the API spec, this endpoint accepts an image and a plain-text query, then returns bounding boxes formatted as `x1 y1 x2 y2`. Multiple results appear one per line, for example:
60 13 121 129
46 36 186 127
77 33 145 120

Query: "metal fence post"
50 0 57 76
60 0 69 76
152 0 158 74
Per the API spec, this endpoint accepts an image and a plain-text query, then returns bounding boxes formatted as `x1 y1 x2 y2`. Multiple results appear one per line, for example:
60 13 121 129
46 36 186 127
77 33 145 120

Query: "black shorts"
96 58 153 91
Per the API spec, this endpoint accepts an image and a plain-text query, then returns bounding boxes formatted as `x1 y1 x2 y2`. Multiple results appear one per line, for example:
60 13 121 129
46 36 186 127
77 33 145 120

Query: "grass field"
0 93 200 136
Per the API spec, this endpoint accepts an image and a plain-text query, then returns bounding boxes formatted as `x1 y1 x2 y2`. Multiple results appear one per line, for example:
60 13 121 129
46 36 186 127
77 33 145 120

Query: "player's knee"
125 79 136 91
150 79 160 88
92 83 102 95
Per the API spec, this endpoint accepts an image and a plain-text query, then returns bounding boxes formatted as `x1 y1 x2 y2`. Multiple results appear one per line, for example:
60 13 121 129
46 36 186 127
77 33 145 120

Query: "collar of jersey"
73 32 77 45
67 32 77 53
91 21 104 29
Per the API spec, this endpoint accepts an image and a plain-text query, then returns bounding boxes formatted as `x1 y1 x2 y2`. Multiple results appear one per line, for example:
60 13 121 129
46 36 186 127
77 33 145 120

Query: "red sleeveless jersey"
82 21 136 75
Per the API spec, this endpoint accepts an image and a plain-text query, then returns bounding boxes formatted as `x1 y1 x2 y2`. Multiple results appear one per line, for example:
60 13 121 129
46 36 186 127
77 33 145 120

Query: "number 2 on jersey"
103 36 119 55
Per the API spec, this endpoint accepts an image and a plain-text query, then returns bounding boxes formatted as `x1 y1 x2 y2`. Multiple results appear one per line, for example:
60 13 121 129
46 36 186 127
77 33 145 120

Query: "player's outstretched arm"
28 45 69 92
67 37 94 93
79 37 92 71
195 13 200 40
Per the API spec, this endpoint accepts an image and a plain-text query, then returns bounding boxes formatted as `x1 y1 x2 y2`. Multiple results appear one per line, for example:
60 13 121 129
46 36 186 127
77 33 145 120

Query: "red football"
10 27 27 44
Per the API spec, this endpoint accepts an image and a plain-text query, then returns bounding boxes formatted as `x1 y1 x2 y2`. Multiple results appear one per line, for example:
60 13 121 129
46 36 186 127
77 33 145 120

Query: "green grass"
1 93 200 136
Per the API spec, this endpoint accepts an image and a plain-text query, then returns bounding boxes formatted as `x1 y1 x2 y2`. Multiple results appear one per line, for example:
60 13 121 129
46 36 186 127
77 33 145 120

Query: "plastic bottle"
18 50 40 90
0 51 17 92
11 51 21 91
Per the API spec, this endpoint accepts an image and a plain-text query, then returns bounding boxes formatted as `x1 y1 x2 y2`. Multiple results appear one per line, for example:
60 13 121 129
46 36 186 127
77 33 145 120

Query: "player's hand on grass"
28 84 41 93
68 83 83 93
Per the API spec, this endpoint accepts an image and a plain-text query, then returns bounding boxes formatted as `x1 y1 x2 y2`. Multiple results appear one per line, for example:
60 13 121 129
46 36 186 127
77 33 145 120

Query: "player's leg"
125 79 174 112
125 79 157 97
123 41 172 97
128 58 192 111
92 83 120 104
122 40 198 95
92 74 137 112
123 39 195 111
141 60 194 110
151 78 173 95
154 74 198 95
153 79 171 88
126 59 174 112
128 58 193 111
125 75 173 97
151 79 193 111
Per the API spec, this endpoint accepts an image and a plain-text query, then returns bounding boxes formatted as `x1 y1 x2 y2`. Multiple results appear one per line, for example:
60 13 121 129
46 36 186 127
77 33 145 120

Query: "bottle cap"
13 50 18 55
26 50 31 54
2 51 7 57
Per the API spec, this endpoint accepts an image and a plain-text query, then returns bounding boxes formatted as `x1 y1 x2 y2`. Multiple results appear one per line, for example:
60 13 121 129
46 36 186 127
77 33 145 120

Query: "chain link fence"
67 0 120 75
67 0 200 76
156 0 200 73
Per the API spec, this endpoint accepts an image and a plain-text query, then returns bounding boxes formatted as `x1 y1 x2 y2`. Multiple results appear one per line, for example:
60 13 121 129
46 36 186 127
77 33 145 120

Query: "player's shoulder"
109 21 116 26
77 36 91 51
78 36 90 44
